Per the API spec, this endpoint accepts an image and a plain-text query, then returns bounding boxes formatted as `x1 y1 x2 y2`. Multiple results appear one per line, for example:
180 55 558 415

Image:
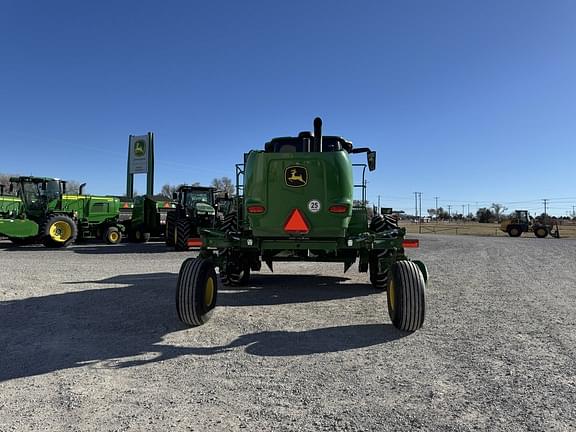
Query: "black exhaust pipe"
79 183 87 195
313 117 323 152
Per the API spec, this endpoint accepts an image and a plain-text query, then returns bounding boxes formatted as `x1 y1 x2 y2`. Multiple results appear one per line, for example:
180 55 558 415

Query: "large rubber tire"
369 250 392 291
370 214 398 232
175 219 192 251
103 226 122 244
42 215 78 248
165 212 176 246
176 258 218 326
534 227 548 238
220 212 238 233
387 260 426 332
508 226 522 237
133 226 151 243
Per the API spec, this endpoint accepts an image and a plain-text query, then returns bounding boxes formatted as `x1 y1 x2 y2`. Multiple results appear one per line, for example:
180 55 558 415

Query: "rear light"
247 205 266 214
187 238 203 247
329 205 349 214
402 239 419 248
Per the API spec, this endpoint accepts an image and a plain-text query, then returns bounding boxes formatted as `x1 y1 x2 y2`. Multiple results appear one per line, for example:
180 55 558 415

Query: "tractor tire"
175 219 192 251
370 214 398 232
165 212 176 246
220 212 238 233
507 226 522 237
103 226 122 244
534 227 548 238
42 215 78 248
369 250 392 291
176 257 218 326
134 227 151 243
387 260 426 332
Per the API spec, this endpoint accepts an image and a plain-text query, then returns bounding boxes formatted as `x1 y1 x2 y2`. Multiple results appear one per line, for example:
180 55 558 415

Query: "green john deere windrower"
0 176 125 247
176 118 428 332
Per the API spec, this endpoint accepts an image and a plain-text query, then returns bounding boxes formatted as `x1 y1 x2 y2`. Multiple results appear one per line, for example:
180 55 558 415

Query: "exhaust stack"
313 117 323 152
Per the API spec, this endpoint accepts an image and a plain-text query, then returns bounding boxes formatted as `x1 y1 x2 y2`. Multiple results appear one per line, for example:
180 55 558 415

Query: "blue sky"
1 1 575 216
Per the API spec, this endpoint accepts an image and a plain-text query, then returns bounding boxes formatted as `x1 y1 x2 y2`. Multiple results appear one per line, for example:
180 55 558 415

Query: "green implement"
175 117 428 332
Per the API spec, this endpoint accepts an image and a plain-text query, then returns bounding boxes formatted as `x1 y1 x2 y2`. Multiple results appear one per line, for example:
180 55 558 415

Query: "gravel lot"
0 235 575 432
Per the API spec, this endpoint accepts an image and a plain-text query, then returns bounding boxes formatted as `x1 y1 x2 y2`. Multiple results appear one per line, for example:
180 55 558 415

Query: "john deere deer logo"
285 166 307 187
134 140 147 157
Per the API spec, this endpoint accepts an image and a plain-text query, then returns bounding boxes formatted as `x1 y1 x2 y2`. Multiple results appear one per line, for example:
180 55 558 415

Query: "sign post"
126 132 154 198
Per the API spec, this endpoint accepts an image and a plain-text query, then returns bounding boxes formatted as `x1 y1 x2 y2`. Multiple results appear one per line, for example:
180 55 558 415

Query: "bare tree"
160 182 202 198
65 180 82 194
211 176 235 197
161 183 178 199
491 203 507 223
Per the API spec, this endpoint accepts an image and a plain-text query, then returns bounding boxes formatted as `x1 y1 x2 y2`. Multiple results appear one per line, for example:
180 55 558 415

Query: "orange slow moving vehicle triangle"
284 208 309 233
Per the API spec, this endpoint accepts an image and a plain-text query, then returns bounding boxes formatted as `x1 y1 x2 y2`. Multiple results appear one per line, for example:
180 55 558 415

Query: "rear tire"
42 215 77 248
534 227 548 238
103 226 122 244
507 226 522 237
220 213 238 233
387 260 426 332
175 219 192 251
370 214 398 232
369 250 392 291
165 212 176 246
133 226 151 243
176 258 218 326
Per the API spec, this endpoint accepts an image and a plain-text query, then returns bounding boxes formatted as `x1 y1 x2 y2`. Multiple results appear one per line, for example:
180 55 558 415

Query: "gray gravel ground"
0 235 575 432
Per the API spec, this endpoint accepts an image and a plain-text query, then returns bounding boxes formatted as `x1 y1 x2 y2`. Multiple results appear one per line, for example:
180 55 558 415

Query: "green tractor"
175 118 428 332
125 195 175 243
0 176 125 247
0 185 22 218
165 185 217 251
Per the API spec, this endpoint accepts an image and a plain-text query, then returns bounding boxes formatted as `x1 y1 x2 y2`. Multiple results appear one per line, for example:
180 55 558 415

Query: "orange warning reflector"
187 238 203 247
123 203 130 208
402 239 419 248
284 209 309 234
163 202 171 208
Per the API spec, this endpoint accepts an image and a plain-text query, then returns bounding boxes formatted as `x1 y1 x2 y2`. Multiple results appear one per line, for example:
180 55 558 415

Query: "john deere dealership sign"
129 135 150 174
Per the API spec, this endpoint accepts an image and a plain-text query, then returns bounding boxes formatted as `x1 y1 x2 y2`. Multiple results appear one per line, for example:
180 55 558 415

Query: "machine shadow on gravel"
159 323 406 359
0 272 401 382
0 240 174 254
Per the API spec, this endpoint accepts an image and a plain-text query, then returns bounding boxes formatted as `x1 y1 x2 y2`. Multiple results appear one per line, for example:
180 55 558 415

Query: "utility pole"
573 205 575 218
434 196 439 222
462 205 465 219
418 192 422 233
543 199 549 217
377 195 381 214
467 204 470 218
414 192 418 221
448 205 452 220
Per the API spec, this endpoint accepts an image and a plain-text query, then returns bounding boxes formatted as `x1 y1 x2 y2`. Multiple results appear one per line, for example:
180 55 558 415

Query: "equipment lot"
0 236 575 431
